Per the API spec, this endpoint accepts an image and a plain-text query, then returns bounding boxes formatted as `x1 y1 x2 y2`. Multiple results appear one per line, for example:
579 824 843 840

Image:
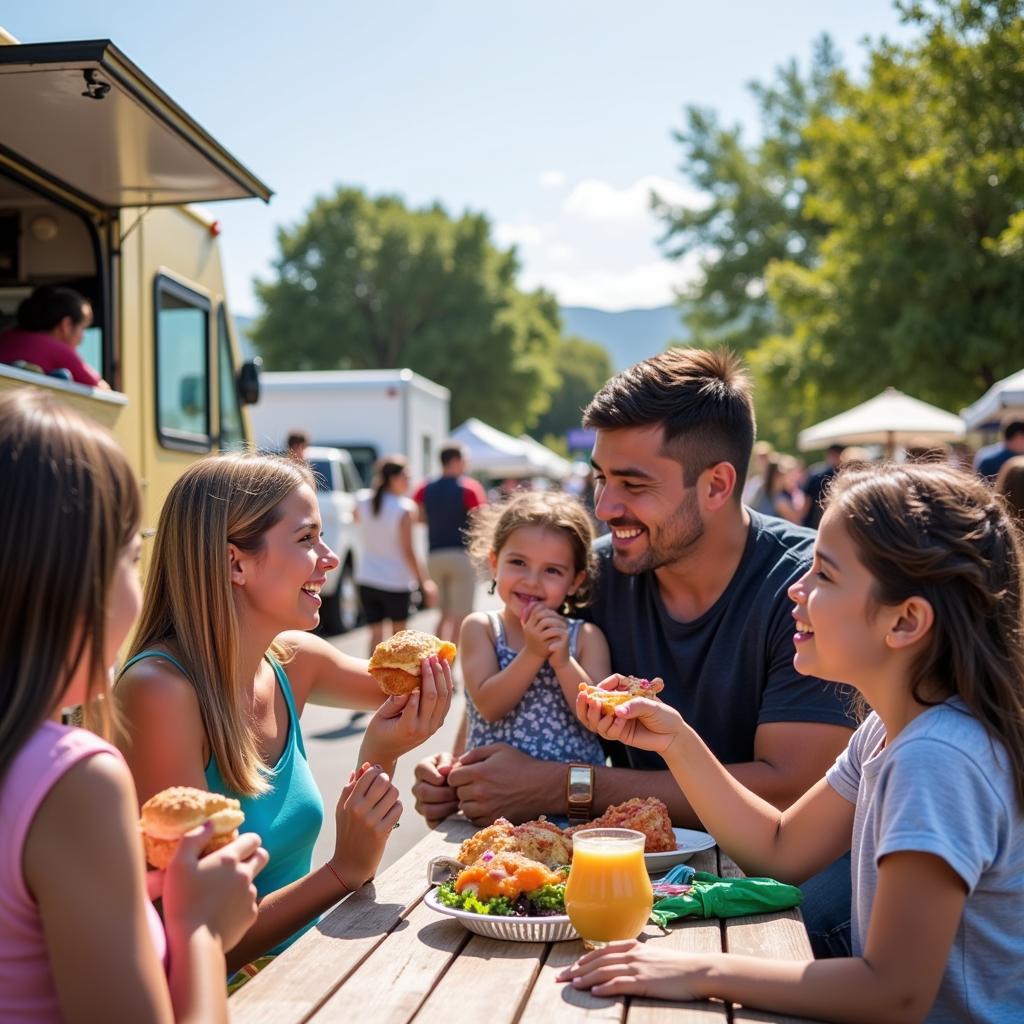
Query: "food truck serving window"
155 275 210 451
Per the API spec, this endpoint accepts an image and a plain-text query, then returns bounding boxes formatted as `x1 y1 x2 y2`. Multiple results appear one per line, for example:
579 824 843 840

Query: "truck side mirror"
237 357 261 405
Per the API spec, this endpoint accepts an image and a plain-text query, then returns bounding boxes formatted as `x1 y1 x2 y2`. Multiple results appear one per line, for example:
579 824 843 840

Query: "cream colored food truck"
0 29 270 540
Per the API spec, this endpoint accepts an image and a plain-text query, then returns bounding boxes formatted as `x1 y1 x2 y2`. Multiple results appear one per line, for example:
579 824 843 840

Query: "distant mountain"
233 305 686 371
560 305 687 370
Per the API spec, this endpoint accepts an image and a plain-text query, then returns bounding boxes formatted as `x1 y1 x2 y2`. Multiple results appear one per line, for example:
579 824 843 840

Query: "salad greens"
435 877 567 918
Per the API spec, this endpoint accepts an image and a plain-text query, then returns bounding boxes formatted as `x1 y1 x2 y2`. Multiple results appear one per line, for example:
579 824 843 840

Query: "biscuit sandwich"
139 786 245 870
368 629 457 695
578 675 665 715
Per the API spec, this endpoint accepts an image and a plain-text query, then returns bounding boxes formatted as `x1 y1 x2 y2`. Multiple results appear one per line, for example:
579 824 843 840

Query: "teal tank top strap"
265 656 307 757
119 648 192 680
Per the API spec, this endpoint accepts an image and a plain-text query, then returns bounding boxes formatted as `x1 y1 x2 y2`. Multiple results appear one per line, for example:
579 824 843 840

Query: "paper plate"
644 828 716 872
423 888 578 942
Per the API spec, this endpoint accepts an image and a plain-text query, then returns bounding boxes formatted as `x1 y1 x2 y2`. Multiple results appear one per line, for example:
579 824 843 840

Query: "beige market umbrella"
797 388 965 458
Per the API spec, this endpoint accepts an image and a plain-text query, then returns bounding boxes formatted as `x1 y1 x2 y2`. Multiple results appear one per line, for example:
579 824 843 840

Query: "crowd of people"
2 344 1023 1022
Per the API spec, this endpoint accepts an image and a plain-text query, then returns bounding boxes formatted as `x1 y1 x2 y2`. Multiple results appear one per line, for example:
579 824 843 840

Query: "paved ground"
303 584 497 873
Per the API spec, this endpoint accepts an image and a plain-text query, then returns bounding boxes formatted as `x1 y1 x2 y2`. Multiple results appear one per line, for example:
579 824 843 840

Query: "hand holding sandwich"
576 674 686 755
161 823 269 953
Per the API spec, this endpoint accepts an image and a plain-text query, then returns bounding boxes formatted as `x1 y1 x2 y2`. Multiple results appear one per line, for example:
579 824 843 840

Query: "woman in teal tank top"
115 454 454 969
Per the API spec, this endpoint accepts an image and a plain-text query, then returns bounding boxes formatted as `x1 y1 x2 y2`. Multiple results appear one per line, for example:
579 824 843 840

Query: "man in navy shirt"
974 421 1024 481
414 444 486 644
414 349 855 953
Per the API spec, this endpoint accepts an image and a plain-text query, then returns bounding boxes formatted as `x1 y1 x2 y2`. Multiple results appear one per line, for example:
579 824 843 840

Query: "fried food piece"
139 786 245 869
368 629 457 695
578 675 664 715
566 796 677 853
454 851 564 901
457 816 572 869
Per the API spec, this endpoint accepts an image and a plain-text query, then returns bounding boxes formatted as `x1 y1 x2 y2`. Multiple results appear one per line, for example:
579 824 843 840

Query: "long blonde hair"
124 452 312 795
0 390 140 783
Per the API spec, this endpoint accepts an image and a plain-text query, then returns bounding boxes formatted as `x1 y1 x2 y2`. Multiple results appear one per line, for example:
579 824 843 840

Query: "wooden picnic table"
230 816 828 1024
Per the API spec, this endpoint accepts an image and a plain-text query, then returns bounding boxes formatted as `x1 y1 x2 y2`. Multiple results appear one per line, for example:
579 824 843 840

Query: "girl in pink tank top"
0 391 268 1023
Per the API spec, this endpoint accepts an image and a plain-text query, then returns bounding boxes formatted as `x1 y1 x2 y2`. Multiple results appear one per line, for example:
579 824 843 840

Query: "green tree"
764 0 1024 425
656 36 841 355
251 188 559 432
531 336 614 442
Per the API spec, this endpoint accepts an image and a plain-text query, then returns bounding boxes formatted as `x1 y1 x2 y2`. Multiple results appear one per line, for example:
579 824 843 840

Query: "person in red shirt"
0 285 108 389
413 444 487 644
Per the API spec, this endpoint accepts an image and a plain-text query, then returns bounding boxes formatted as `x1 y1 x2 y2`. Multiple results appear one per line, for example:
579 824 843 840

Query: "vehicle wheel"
319 558 360 635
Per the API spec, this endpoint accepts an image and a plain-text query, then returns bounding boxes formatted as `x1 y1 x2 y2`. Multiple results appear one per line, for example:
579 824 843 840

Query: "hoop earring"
488 579 497 595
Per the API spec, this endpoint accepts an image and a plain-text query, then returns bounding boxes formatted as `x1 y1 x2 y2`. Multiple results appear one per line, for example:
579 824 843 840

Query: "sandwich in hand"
578 675 664 715
368 629 457 696
139 786 245 870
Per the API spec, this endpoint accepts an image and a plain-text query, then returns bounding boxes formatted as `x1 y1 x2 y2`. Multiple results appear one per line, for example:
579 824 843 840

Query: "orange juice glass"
565 828 652 949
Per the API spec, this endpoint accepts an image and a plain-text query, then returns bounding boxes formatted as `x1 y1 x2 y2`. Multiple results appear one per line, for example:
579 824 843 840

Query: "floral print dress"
464 612 606 765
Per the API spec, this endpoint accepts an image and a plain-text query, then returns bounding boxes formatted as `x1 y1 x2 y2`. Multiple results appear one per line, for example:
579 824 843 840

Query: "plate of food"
644 827 716 871
425 851 577 942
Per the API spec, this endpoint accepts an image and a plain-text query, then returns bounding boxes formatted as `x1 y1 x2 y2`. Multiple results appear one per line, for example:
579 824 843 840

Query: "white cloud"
520 253 702 311
546 243 574 264
494 222 544 248
564 175 705 227
540 170 567 189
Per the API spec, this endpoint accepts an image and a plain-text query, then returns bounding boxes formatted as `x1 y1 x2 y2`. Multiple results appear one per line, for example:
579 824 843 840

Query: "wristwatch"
566 763 595 825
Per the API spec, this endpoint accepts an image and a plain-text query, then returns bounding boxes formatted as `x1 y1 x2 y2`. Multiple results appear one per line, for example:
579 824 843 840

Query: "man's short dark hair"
16 285 89 332
1004 421 1024 442
583 347 755 494
286 430 310 450
440 445 465 467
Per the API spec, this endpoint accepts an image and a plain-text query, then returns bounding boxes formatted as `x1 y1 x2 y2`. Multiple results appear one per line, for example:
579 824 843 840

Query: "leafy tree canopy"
530 336 614 442
764 0 1024 431
251 188 560 433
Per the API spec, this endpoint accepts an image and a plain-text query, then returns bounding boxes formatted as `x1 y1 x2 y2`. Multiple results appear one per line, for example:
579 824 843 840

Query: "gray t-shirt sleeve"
826 713 876 805
872 736 1006 892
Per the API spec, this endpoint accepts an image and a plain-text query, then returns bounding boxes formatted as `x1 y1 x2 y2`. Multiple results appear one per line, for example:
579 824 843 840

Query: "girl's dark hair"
372 454 408 515
0 389 141 784
17 285 90 332
466 490 596 612
826 462 1024 807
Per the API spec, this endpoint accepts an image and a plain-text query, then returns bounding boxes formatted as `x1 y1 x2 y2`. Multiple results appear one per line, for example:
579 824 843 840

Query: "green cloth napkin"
650 871 803 927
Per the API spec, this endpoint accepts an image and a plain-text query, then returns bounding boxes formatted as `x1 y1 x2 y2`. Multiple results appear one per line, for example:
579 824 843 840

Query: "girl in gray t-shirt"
564 462 1024 1023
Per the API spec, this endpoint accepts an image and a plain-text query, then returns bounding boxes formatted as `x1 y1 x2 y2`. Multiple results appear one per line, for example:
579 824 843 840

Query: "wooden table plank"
229 817 475 1024
518 941 625 1024
412 933 546 1024
628 849 728 1024
311 899 470 1024
718 850 827 1024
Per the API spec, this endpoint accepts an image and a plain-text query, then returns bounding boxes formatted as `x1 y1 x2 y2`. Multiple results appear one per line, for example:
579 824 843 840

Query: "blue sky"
6 2 911 315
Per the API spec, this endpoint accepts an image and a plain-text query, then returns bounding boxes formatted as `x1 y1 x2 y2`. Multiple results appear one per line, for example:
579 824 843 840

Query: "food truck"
0 28 270 540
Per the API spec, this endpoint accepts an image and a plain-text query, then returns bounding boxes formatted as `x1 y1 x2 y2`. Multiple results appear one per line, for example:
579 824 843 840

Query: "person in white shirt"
354 455 437 657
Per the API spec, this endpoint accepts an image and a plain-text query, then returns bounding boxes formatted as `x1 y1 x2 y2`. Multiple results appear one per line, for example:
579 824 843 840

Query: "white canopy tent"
797 388 965 457
450 418 565 478
961 368 1024 431
517 434 573 480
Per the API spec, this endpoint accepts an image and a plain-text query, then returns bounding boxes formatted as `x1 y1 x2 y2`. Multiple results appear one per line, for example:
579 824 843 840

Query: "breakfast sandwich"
368 629 457 695
139 786 245 870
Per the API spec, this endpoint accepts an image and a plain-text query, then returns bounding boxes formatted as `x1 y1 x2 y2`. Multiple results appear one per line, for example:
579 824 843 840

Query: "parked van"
0 32 269 543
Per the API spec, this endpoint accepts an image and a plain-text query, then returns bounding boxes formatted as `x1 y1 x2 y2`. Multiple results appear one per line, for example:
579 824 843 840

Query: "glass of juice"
565 828 653 949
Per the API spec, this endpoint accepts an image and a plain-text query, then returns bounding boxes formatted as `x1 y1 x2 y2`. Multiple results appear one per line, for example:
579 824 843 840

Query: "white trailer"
249 369 451 484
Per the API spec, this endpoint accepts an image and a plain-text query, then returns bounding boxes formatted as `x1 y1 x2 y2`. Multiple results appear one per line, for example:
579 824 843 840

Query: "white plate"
644 828 716 871
423 887 578 942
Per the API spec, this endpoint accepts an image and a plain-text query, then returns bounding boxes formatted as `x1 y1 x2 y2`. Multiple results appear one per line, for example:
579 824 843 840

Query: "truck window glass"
308 458 333 492
217 305 244 450
79 325 102 376
155 277 210 450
